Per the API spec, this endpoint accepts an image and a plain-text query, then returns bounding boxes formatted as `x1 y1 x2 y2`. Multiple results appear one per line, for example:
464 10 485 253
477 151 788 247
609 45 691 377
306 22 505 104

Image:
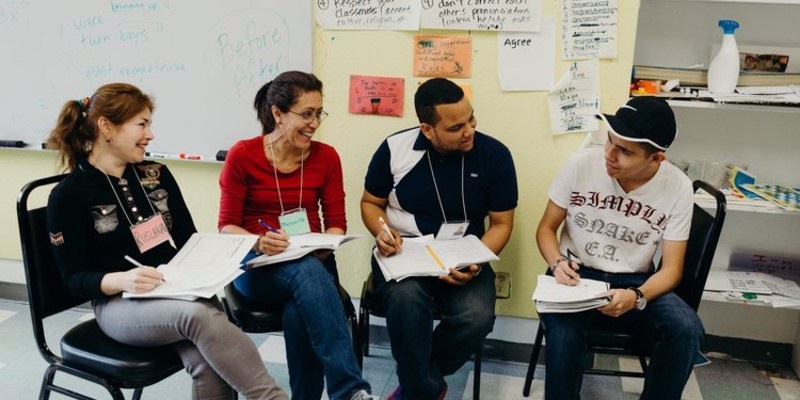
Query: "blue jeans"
540 267 704 400
234 253 369 400
371 257 496 400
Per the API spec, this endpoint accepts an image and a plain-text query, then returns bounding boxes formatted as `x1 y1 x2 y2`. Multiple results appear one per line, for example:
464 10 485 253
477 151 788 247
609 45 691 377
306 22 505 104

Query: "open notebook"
374 235 499 282
123 233 257 301
532 275 610 313
246 233 364 268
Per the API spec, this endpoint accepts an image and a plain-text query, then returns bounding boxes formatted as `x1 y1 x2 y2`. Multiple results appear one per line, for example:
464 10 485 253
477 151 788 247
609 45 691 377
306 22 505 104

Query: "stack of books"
633 65 800 87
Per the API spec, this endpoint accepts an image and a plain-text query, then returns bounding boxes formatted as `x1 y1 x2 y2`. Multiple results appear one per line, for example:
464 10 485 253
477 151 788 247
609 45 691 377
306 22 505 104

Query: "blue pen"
258 219 279 233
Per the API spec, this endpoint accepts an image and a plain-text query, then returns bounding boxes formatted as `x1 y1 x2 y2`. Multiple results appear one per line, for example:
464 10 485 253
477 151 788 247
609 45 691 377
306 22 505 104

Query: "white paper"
246 233 364 268
548 59 600 134
375 235 498 282
168 233 257 267
315 0 420 31
705 271 773 294
123 233 257 300
497 17 555 92
533 275 610 313
562 0 617 60
420 0 542 32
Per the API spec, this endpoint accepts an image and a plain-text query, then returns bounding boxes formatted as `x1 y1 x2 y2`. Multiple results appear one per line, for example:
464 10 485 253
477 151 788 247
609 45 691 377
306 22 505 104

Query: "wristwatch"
628 287 647 310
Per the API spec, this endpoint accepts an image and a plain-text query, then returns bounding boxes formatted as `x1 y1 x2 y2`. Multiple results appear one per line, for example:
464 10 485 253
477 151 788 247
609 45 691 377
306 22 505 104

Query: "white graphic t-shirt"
548 148 693 273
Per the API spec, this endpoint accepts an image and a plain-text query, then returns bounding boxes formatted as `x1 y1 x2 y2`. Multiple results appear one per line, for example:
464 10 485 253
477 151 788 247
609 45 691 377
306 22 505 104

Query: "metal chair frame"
523 180 727 396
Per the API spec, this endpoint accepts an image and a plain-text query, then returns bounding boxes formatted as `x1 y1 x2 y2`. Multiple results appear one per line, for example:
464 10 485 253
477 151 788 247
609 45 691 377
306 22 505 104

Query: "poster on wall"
547 59 600 135
420 0 542 32
562 0 618 60
413 36 472 78
349 75 405 117
497 16 556 91
315 0 420 30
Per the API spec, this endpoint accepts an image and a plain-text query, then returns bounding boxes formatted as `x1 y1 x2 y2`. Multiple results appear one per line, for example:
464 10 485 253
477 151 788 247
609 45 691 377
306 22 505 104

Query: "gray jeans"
94 295 287 400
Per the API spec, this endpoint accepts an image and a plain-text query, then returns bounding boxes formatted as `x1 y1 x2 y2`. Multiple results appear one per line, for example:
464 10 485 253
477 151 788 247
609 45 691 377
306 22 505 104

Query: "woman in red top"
218 71 374 400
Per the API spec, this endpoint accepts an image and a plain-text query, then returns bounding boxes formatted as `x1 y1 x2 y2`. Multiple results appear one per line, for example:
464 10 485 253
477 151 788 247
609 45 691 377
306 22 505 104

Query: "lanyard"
426 150 467 223
84 162 158 226
267 140 304 214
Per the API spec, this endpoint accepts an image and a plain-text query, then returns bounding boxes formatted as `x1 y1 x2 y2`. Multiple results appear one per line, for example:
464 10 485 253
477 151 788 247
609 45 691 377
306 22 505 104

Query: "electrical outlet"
495 271 511 299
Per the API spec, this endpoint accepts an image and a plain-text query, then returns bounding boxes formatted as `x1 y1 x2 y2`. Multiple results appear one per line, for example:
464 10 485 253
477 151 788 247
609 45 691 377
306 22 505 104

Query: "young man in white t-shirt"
536 96 700 400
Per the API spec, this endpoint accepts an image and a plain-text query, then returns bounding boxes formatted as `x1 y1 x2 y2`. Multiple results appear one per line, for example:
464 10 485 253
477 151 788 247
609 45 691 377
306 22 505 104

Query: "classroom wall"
0 1 641 320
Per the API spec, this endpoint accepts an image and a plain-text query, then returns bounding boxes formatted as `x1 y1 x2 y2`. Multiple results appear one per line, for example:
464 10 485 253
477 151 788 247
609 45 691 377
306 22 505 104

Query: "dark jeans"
234 253 369 400
540 267 704 400
371 256 496 400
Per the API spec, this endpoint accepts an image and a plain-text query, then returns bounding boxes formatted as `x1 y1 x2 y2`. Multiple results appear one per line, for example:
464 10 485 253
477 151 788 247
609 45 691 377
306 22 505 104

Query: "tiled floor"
0 298 798 399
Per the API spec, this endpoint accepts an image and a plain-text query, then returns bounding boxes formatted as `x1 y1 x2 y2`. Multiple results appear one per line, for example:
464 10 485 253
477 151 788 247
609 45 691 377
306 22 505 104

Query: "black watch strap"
628 287 644 300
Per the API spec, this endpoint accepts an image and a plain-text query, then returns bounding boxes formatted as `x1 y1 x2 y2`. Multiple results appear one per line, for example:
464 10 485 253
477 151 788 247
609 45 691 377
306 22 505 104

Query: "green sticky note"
278 211 311 236
741 292 758 300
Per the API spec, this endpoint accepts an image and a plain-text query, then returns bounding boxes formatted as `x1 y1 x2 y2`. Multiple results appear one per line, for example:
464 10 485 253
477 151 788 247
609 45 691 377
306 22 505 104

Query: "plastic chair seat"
61 319 183 386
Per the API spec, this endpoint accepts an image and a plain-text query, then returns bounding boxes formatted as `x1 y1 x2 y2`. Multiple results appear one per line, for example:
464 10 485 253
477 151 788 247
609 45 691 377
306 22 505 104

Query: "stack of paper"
123 233 257 301
374 235 499 282
532 275 610 313
246 233 364 268
704 270 800 308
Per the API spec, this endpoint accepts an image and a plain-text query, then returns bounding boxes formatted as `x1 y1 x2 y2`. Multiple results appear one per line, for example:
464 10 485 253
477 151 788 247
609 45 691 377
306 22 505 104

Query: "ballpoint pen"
258 219 280 234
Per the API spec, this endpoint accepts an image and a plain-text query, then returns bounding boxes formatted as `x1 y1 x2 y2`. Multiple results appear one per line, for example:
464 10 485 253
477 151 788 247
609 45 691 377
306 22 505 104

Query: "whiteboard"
0 0 311 158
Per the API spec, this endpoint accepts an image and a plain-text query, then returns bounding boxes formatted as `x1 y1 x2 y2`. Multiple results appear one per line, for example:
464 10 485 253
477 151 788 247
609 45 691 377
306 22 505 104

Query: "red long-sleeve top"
218 136 346 235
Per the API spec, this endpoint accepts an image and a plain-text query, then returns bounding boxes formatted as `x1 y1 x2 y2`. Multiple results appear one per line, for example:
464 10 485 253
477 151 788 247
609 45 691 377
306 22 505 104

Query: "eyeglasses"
288 109 329 123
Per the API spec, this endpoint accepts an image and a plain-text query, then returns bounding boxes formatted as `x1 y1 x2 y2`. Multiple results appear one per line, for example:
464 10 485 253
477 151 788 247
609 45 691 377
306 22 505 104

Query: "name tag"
436 221 469 240
278 208 311 236
130 213 175 253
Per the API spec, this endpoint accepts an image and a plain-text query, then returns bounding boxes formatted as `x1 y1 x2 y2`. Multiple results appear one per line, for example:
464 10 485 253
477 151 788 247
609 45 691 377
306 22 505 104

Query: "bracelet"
549 257 567 272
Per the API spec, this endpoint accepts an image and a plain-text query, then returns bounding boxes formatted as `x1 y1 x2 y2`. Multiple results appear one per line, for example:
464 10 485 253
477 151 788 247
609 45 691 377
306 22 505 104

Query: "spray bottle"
707 20 741 94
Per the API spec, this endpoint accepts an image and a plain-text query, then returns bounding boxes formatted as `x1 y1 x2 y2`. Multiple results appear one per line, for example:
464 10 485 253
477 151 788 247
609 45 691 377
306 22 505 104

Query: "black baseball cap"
596 96 676 150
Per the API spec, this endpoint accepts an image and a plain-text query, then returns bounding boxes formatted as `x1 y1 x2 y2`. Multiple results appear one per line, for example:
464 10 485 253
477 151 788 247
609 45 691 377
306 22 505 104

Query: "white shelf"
666 100 800 114
648 0 800 4
696 195 800 215
702 291 800 310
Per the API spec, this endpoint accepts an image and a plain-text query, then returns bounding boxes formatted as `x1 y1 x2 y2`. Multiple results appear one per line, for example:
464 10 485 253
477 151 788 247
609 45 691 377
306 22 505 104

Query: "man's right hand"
376 227 403 256
553 259 581 286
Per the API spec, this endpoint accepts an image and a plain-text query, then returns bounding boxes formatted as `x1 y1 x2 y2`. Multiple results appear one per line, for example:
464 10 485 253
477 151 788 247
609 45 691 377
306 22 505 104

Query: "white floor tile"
462 372 533 400
258 335 288 364
772 377 800 400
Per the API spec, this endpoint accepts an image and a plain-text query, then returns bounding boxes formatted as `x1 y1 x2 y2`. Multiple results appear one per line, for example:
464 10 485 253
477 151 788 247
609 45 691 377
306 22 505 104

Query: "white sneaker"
349 389 379 400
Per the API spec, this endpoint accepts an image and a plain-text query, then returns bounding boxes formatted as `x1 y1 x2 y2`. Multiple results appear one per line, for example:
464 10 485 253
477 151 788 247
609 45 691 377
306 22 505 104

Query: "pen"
124 255 165 282
378 216 396 244
258 219 280 234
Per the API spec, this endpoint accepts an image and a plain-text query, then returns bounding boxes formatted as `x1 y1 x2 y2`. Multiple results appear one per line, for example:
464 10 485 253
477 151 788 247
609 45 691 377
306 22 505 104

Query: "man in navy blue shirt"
361 78 518 400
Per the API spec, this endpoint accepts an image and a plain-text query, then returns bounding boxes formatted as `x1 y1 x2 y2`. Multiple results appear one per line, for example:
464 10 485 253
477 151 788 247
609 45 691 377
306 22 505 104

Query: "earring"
83 141 93 152
105 136 111 143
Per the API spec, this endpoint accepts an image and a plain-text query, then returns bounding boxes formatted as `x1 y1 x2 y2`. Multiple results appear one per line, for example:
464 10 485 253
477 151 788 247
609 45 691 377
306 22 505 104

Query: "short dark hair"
414 78 464 126
253 71 323 134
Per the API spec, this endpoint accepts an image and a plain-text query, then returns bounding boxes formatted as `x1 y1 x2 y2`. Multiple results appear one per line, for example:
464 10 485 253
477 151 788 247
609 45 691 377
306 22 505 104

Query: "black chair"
357 272 485 400
17 175 184 400
220 270 359 357
523 180 727 396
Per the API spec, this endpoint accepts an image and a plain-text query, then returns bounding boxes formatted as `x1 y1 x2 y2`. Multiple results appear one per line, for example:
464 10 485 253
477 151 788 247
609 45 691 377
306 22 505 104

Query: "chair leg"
356 305 367 369
473 343 482 400
523 321 545 397
132 387 144 400
638 355 649 374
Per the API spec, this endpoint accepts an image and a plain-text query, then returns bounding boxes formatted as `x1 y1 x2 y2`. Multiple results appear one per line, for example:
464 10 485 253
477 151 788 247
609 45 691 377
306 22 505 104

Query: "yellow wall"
0 2 640 319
